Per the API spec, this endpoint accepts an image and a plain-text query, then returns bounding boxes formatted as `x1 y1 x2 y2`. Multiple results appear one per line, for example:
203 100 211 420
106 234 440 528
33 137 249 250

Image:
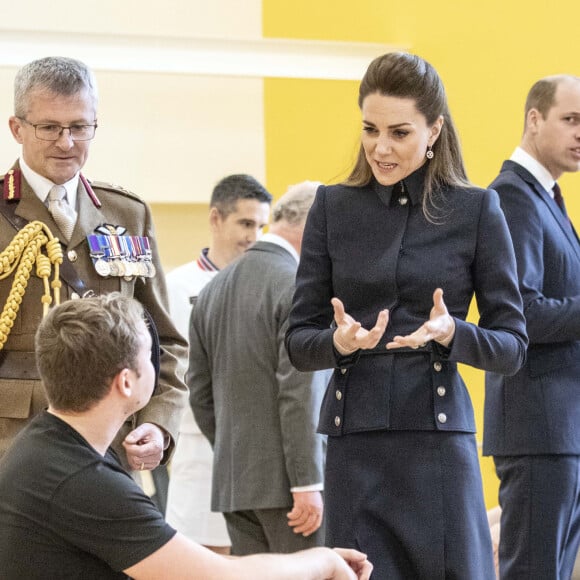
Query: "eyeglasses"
18 117 98 141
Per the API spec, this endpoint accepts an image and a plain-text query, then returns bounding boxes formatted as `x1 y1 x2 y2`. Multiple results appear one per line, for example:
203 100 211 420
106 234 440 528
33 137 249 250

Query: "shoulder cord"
0 221 63 350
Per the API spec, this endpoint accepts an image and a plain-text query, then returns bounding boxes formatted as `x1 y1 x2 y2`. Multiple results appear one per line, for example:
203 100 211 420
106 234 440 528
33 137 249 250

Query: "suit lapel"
12 171 104 253
15 178 56 232
67 179 103 250
504 161 580 259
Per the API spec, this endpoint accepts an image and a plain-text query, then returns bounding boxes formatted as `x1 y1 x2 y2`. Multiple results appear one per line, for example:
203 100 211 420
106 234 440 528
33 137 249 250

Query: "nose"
54 128 75 149
248 228 262 243
375 134 392 155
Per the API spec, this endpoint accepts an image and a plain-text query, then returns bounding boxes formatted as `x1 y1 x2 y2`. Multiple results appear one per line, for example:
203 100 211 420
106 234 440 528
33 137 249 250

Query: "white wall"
0 0 265 203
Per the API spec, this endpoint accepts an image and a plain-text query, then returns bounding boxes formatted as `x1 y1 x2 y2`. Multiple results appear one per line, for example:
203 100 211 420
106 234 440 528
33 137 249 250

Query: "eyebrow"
33 118 96 125
363 120 413 129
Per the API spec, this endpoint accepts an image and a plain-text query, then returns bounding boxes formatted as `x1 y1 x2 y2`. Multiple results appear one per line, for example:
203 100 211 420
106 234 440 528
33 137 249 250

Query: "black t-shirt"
0 411 176 579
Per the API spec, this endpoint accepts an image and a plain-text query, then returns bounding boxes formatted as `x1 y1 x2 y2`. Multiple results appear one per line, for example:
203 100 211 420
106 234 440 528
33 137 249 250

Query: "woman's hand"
331 297 389 355
386 288 455 350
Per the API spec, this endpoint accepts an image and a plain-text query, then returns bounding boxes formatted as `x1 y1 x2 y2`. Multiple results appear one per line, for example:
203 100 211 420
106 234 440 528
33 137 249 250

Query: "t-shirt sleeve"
49 461 176 572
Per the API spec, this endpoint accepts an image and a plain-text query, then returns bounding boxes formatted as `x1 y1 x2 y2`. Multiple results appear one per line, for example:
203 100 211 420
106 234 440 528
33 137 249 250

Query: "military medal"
95 258 111 276
87 229 156 278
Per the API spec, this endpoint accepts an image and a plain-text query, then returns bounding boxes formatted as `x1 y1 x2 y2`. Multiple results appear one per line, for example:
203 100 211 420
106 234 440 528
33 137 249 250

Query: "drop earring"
426 145 434 160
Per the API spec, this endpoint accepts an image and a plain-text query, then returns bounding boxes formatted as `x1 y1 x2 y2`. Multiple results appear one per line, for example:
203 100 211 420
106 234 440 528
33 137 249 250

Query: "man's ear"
209 207 222 231
112 368 132 399
8 116 25 144
526 108 542 134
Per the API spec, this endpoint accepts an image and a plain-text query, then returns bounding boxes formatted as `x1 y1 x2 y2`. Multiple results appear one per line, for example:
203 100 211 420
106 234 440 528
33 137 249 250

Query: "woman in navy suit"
285 52 528 579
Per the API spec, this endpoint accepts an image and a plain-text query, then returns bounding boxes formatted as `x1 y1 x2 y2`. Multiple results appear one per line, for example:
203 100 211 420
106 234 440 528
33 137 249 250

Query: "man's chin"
47 163 81 183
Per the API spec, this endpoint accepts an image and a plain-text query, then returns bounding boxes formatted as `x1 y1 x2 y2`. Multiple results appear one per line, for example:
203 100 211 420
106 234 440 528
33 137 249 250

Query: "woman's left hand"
386 288 455 350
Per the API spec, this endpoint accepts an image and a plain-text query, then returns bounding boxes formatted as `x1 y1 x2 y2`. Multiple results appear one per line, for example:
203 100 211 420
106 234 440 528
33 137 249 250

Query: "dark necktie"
552 182 577 238
553 183 568 218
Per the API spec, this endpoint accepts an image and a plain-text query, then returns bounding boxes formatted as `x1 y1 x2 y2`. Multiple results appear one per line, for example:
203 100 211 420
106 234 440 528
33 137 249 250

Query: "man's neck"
512 145 558 190
47 406 123 456
206 247 231 270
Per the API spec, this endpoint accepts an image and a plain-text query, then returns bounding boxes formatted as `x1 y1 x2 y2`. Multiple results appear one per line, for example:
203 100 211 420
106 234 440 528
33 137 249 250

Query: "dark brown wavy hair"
344 52 470 219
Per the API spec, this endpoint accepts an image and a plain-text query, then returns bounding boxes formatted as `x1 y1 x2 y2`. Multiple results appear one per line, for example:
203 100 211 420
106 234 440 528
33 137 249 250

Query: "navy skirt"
325 430 495 580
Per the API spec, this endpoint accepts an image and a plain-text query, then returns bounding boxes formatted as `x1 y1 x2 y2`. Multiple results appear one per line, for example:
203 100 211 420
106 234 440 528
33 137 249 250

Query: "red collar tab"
3 169 21 201
80 173 102 208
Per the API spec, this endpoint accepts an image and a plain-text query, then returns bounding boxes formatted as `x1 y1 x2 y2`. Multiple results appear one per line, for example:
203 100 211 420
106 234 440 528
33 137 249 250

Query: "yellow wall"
262 0 580 508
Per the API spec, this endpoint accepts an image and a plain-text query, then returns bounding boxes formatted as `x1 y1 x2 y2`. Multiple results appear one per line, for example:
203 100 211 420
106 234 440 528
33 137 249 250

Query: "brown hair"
210 174 273 217
524 75 580 129
344 52 470 218
35 293 146 412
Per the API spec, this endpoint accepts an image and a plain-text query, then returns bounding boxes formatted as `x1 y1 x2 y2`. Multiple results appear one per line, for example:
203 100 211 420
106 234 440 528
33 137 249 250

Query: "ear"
112 368 133 399
208 207 222 232
8 116 25 144
526 108 541 134
428 115 444 147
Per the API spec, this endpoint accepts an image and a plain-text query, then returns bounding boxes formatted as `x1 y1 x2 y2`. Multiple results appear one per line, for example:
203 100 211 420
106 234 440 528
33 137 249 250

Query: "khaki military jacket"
0 163 187 464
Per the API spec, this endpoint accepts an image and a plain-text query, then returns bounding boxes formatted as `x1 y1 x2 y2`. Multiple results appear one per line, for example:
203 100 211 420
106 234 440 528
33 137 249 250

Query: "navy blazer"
286 169 527 437
484 160 580 455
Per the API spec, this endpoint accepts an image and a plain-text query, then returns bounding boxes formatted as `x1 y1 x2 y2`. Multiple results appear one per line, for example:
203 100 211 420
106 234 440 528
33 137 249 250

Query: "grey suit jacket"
484 160 580 455
189 240 327 513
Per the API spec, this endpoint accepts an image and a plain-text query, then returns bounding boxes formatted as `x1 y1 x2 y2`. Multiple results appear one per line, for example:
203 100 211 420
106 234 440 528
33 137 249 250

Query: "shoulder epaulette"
1 169 21 200
86 178 144 204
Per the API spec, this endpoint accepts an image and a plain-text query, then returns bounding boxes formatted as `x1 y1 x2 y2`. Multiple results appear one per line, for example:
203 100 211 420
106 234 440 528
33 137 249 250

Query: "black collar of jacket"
372 162 427 207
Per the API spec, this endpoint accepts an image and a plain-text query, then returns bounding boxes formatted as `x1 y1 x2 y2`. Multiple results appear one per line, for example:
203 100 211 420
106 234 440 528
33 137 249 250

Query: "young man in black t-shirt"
0 294 371 580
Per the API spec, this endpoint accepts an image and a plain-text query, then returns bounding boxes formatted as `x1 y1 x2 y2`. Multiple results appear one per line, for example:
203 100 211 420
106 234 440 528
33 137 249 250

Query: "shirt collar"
197 247 220 272
19 156 79 208
260 232 299 264
372 162 428 207
510 147 556 197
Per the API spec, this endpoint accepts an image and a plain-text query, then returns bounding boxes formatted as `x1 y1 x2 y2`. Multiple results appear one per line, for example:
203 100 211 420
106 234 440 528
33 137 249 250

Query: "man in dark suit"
484 74 580 579
0 56 187 473
189 181 328 555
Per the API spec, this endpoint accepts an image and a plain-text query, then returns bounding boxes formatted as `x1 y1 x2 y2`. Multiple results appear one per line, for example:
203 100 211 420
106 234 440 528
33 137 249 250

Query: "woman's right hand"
331 297 389 355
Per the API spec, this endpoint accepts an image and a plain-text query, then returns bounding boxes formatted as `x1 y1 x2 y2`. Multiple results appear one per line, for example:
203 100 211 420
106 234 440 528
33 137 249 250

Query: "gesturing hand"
386 288 455 350
331 297 389 355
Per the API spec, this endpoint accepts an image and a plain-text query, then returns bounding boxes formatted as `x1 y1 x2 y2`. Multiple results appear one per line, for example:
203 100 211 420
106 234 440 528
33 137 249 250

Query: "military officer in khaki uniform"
0 56 187 471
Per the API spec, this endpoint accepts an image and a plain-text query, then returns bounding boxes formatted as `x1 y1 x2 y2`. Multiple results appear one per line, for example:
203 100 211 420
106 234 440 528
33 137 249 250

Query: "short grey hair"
272 181 321 225
14 56 98 117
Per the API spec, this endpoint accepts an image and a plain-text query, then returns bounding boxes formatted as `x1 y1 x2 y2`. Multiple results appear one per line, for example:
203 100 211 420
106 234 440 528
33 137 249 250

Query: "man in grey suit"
189 181 327 555
484 75 580 579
